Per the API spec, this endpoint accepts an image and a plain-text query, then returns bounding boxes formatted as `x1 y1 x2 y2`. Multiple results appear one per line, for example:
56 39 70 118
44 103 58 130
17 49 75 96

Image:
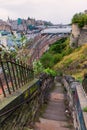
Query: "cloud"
0 0 87 23
0 8 14 20
0 0 28 6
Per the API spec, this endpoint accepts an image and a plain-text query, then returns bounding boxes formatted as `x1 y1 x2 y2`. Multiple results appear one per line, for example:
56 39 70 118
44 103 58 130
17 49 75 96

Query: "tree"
72 13 87 28
33 60 44 77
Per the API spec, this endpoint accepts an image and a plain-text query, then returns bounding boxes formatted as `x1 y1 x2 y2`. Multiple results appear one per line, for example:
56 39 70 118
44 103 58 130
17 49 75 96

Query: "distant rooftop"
0 19 11 26
41 27 71 34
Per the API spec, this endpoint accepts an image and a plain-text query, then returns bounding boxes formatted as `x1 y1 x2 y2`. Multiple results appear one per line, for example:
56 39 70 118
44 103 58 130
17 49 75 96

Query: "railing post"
10 57 18 90
20 61 25 85
6 59 15 92
0 60 11 94
18 60 23 86
14 59 21 88
26 64 29 82
23 62 27 84
0 78 6 97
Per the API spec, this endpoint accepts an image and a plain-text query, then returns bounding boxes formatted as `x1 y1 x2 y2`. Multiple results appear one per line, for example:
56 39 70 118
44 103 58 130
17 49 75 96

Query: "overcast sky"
0 0 87 24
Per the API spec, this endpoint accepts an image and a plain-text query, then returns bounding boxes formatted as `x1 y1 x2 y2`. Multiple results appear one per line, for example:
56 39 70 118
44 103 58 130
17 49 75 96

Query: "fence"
0 72 54 129
74 89 86 130
62 76 87 130
0 57 34 97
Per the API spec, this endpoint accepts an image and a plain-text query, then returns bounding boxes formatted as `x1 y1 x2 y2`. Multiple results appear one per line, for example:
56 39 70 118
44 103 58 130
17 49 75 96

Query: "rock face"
82 73 87 93
70 24 87 47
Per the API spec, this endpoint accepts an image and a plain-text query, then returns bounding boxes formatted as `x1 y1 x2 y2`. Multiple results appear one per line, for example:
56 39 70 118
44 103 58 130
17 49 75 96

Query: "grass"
54 44 87 80
83 107 87 112
40 38 73 68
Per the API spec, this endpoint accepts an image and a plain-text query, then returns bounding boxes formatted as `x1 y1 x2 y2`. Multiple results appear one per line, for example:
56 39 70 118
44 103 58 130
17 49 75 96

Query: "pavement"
34 81 74 130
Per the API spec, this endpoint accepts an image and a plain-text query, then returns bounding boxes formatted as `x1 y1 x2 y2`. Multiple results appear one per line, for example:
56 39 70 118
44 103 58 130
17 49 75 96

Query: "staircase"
35 81 74 130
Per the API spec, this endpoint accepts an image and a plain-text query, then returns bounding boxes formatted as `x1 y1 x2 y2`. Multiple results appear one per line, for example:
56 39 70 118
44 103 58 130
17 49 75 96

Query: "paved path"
34 81 74 130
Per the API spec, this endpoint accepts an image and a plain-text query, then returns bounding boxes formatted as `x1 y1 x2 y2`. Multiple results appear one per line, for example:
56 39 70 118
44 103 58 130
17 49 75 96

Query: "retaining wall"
62 76 87 130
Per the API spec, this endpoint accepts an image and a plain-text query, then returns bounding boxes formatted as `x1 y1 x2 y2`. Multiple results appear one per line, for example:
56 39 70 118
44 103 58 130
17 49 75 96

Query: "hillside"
40 36 87 81
40 38 73 68
54 44 87 81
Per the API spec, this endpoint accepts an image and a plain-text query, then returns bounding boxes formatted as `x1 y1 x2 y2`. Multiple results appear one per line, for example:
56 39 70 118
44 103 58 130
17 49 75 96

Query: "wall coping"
76 84 87 129
62 76 87 129
0 78 38 111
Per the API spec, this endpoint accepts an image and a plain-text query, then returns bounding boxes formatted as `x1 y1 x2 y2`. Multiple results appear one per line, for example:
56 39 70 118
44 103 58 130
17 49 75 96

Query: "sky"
0 0 87 24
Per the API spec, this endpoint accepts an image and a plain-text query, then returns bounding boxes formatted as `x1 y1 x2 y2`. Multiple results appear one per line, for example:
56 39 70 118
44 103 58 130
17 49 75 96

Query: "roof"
41 27 71 34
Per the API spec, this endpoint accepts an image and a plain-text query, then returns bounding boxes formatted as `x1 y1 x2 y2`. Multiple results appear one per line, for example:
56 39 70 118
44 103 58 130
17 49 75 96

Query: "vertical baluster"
26 65 28 82
10 57 18 89
20 61 25 85
14 59 21 88
30 67 34 79
27 66 30 80
24 63 27 83
6 60 15 92
23 62 26 84
0 78 6 97
0 60 11 94
18 60 23 86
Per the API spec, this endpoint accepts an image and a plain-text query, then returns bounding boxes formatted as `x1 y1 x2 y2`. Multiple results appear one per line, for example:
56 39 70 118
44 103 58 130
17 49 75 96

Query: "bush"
40 38 70 68
83 107 87 112
53 54 62 64
72 13 87 28
33 60 44 76
43 68 57 77
40 52 54 68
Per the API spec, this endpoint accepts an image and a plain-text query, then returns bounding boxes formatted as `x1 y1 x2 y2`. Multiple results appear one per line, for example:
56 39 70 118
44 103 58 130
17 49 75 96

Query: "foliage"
54 44 87 80
40 52 54 68
0 45 10 59
33 60 44 76
53 54 62 64
40 38 73 68
49 38 67 54
33 60 57 77
76 77 83 83
43 68 57 77
83 107 87 112
72 13 87 28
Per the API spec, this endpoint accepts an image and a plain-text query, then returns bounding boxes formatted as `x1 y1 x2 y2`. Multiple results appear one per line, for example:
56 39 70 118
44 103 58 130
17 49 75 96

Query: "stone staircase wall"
62 76 87 130
0 76 54 130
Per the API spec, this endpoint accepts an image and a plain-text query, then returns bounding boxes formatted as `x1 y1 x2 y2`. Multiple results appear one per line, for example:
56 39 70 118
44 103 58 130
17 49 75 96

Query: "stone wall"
78 29 87 45
62 75 87 130
70 24 87 47
0 76 54 130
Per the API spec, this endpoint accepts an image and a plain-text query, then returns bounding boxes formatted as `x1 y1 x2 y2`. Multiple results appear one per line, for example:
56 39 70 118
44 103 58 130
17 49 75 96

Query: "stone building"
0 20 11 32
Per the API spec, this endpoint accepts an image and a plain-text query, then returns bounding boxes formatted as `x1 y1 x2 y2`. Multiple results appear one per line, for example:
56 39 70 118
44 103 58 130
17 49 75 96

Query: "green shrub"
53 54 62 64
72 13 87 28
43 68 57 77
83 107 87 112
40 38 71 68
33 60 44 76
40 52 54 68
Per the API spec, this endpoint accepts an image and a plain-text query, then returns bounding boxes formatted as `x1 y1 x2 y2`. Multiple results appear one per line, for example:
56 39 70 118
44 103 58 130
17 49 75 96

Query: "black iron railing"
0 57 34 97
0 73 54 129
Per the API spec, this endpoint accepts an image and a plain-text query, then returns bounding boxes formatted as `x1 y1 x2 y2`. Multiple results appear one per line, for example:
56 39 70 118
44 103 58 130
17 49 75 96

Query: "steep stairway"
34 80 74 130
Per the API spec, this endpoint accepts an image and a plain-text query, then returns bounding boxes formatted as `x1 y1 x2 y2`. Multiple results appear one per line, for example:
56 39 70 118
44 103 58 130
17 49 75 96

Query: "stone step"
35 118 70 130
43 113 66 121
34 82 74 130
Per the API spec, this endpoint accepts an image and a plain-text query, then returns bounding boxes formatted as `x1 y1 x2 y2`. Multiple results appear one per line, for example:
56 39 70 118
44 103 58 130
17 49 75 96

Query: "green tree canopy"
72 13 87 28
